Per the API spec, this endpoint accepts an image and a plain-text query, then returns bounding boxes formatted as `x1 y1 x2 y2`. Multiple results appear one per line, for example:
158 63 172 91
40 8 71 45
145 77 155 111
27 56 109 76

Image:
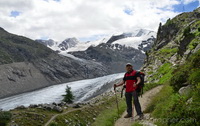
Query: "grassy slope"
132 8 200 126
142 44 200 126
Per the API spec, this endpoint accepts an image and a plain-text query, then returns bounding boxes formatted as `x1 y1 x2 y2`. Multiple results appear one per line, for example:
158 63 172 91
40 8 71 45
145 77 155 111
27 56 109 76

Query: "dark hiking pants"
125 91 143 116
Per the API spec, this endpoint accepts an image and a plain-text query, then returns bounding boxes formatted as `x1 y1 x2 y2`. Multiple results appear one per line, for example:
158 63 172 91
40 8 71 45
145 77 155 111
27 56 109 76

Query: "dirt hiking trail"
115 85 163 126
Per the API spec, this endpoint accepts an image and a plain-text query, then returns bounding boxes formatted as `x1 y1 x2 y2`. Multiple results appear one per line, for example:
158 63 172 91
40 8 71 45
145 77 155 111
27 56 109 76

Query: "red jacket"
123 70 139 92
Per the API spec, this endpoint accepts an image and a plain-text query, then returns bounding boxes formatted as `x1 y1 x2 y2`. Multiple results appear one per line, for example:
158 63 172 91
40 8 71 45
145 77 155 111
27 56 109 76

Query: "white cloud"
0 0 181 41
182 0 198 4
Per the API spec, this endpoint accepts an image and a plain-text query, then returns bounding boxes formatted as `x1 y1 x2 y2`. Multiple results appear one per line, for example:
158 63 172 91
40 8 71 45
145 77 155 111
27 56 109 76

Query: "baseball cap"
126 63 132 66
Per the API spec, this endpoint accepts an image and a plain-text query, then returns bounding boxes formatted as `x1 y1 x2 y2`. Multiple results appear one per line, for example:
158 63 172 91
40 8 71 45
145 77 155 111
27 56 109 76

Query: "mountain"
0 27 108 99
110 29 156 52
35 39 56 47
58 37 79 51
140 7 200 126
67 29 156 72
36 29 156 72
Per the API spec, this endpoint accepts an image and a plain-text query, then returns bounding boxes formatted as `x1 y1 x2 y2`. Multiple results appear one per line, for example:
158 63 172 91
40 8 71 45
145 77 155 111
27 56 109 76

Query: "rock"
65 119 69 123
73 104 81 108
53 106 63 112
178 85 192 96
52 102 57 106
58 101 66 107
42 103 55 110
16 105 26 109
29 104 38 108
186 97 193 105
193 43 200 53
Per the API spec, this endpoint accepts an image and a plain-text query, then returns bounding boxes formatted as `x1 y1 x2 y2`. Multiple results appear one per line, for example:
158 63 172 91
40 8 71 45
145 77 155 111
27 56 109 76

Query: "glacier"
0 73 124 111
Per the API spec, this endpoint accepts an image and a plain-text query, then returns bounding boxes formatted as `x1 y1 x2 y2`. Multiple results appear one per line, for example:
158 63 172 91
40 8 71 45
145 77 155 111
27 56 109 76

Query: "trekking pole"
114 86 120 117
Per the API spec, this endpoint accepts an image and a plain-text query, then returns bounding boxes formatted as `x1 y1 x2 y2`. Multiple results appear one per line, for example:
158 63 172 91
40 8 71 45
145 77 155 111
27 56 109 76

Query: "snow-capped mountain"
58 37 79 51
109 29 156 52
35 29 156 72
36 29 156 54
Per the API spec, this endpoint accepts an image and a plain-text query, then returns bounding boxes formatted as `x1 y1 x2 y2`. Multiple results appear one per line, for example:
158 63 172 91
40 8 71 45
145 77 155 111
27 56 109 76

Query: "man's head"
126 63 133 72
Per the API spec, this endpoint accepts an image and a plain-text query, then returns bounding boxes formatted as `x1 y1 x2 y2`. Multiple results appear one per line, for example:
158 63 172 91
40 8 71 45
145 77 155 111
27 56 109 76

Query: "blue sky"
173 0 199 12
1 0 199 42
10 11 21 17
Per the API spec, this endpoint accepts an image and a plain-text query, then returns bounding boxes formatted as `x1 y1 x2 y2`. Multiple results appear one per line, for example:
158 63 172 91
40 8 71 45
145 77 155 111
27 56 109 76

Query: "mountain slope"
0 27 108 99
70 43 145 72
139 7 200 126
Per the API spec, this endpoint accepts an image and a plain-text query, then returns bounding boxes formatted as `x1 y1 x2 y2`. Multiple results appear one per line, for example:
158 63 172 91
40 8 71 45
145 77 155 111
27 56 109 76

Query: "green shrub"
188 38 199 50
170 66 188 92
159 48 178 58
170 50 200 91
0 111 12 126
183 26 191 36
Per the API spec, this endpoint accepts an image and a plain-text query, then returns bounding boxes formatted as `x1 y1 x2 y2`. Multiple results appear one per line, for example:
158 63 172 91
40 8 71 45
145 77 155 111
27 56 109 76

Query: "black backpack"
136 71 145 97
121 71 145 97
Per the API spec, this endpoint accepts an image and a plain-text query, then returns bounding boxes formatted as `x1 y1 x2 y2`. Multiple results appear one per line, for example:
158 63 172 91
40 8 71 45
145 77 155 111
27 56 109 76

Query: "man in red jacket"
114 63 143 119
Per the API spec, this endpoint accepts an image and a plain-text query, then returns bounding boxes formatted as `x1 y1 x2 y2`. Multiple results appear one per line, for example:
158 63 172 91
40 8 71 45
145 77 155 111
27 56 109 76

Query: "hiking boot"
138 114 144 120
124 114 132 118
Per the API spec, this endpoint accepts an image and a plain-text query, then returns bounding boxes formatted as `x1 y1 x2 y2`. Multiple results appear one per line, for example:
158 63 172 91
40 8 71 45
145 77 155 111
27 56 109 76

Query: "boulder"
53 106 63 112
29 104 38 108
16 105 26 109
73 104 81 108
178 85 192 96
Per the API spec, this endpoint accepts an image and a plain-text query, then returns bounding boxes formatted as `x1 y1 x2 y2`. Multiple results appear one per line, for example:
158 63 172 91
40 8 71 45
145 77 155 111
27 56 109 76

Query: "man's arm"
136 77 141 85
114 80 125 88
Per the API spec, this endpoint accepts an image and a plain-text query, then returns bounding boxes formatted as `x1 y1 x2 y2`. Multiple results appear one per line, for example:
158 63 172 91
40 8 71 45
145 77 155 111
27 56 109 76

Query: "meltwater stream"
0 73 124 111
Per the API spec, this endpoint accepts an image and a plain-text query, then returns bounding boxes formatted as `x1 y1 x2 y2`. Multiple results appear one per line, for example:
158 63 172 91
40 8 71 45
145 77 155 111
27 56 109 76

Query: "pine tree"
62 86 74 104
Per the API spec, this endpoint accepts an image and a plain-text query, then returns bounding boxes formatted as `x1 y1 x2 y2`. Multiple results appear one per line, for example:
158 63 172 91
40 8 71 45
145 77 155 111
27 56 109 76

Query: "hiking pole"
114 86 120 117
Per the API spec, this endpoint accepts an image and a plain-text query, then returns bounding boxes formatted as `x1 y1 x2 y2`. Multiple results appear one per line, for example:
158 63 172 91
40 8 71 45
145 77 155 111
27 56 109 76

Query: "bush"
183 26 191 36
62 86 74 104
170 50 200 91
0 111 12 126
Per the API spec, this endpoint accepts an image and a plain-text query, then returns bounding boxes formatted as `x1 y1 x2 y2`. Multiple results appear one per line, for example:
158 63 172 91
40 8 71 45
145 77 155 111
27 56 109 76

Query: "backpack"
136 71 145 97
121 71 145 98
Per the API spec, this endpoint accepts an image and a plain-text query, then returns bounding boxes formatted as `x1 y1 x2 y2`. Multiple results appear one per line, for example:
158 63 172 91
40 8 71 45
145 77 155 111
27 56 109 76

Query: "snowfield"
0 73 124 110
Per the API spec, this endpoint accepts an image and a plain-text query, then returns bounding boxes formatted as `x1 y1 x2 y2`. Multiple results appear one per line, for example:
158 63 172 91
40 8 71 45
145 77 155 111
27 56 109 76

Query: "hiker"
114 63 143 119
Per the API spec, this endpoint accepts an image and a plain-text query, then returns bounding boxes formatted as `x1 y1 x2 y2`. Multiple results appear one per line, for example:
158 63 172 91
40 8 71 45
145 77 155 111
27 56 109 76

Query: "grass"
47 95 126 126
7 108 59 126
149 63 173 84
158 48 178 58
0 111 12 126
143 50 200 126
91 96 126 126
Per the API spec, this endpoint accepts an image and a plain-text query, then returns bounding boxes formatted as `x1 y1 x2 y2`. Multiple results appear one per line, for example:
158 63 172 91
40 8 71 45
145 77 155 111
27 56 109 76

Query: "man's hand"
114 84 118 88
133 82 137 87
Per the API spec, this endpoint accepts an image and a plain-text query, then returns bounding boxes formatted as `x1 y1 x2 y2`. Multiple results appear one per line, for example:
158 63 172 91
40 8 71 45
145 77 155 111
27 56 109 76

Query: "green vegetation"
144 50 200 126
0 111 12 126
188 38 199 50
158 48 178 58
48 95 126 126
170 50 200 91
149 63 173 84
62 86 74 104
91 97 126 126
7 108 59 126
